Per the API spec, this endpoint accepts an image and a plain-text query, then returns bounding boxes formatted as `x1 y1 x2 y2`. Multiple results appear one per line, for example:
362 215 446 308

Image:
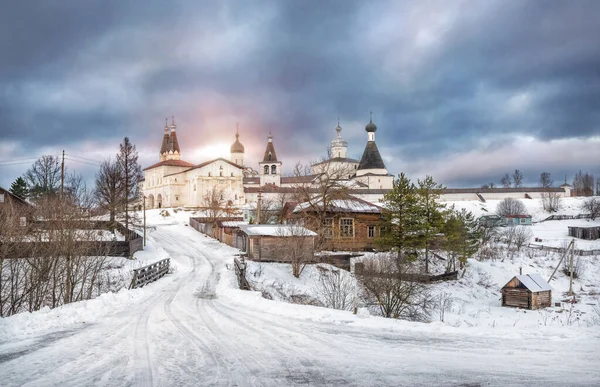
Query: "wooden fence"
234 256 250 290
1 220 143 259
527 243 600 256
535 213 593 223
129 258 170 289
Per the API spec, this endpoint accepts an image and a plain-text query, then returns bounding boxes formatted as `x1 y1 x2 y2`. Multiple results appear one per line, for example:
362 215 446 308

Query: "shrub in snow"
313 266 354 311
496 198 526 216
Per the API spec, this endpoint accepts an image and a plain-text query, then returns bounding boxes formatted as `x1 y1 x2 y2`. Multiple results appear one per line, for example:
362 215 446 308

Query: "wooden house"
501 274 552 310
479 215 502 227
502 214 532 226
0 187 34 231
236 224 317 262
287 196 382 251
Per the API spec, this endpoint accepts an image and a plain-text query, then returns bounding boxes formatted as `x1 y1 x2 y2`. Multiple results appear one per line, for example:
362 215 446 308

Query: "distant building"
479 215 502 227
502 214 532 226
0 187 33 230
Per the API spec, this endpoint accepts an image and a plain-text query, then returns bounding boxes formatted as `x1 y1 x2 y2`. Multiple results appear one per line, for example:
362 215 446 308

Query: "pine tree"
416 176 446 273
379 173 421 261
117 137 142 234
442 208 481 272
9 177 28 199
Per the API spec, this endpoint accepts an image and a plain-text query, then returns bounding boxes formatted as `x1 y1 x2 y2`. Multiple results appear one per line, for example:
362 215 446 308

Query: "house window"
322 218 333 238
340 218 354 238
271 165 277 174
193 184 196 191
368 226 376 238
264 165 269 174
220 171 223 177
0 193 4 203
175 196 179 201
208 172 212 177
20 217 27 227
231 173 234 177
520 218 527 224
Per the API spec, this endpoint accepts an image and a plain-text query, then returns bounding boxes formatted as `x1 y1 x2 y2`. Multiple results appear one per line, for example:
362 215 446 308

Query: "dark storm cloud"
1 0 599 188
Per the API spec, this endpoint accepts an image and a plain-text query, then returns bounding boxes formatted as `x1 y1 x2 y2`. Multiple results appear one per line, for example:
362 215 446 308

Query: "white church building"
141 116 394 208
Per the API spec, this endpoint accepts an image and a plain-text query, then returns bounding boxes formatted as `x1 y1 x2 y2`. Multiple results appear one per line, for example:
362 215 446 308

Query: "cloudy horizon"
1 0 599 190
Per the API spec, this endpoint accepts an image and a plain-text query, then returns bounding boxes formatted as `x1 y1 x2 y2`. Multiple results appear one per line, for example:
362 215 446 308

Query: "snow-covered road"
1 222 598 386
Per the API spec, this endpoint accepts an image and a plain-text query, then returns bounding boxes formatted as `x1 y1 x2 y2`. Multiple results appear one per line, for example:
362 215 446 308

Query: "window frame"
339 218 354 238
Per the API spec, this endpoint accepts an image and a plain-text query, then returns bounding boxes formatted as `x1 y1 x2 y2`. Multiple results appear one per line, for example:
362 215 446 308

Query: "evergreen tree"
416 176 446 273
442 208 481 272
117 137 142 234
378 173 421 261
9 177 28 199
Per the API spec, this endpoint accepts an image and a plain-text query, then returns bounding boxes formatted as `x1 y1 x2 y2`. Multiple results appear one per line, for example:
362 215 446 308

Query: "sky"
1 0 599 189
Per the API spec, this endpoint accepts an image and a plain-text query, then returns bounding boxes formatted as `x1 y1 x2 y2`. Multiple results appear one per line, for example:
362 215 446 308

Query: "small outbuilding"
237 224 317 262
501 274 552 310
568 226 600 240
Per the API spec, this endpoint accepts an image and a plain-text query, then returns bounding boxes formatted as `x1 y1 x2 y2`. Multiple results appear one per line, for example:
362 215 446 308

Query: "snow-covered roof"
293 197 381 214
508 274 552 292
219 221 247 228
239 224 317 237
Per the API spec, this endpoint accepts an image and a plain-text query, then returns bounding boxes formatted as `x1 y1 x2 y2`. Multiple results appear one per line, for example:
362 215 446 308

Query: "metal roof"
506 274 552 292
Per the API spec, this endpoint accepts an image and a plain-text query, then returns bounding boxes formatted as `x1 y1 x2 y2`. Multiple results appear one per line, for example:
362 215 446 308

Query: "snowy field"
0 205 599 386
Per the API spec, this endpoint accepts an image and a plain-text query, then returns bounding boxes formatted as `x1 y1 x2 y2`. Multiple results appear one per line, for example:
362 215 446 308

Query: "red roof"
504 214 532 218
143 159 195 170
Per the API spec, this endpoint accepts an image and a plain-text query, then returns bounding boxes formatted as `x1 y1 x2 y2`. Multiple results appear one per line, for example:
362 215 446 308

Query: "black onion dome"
365 119 377 133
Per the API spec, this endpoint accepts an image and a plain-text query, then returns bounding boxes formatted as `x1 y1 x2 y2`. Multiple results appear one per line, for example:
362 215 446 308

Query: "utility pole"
143 196 147 247
256 189 262 224
351 258 357 315
569 239 575 296
61 150 65 195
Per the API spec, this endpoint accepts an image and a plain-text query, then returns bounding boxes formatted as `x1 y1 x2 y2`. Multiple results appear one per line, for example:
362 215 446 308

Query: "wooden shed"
501 274 552 310
237 224 317 262
568 226 600 240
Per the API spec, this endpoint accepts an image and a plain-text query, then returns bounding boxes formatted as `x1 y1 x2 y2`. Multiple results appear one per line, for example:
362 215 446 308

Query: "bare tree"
512 169 524 188
24 155 62 201
496 198 526 216
541 191 562 213
201 187 232 223
581 198 600 220
276 224 314 278
500 173 512 188
512 226 533 251
95 158 123 226
314 266 354 311
539 172 553 188
573 170 595 196
358 254 433 321
291 158 351 249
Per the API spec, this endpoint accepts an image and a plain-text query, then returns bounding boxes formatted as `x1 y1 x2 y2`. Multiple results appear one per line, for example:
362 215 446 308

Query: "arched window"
231 172 234 177
271 165 277 174
264 165 269 174
208 172 212 177
220 171 223 177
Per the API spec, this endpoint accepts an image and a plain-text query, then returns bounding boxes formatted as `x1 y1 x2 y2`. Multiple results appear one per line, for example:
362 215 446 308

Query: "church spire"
159 118 170 160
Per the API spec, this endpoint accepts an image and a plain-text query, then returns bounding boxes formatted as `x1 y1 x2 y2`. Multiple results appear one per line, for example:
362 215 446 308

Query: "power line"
66 154 103 164
0 160 39 167
64 157 101 167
